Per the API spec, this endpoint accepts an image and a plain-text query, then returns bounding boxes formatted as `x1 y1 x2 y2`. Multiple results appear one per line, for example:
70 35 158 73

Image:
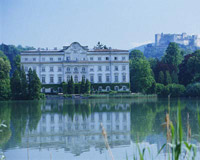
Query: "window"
50 57 53 61
122 57 126 60
33 58 36 61
42 67 45 72
82 75 86 81
98 75 102 82
90 75 94 82
114 57 118 60
123 113 127 122
122 74 126 82
90 67 94 72
42 57 45 61
74 67 78 72
66 57 70 61
106 57 109 60
123 86 126 91
42 77 46 83
50 76 54 83
58 67 62 72
66 67 70 72
106 75 110 82
25 58 28 61
115 86 119 91
51 115 54 123
33 66 36 71
58 77 62 83
115 66 118 71
122 66 126 71
67 75 70 82
115 75 118 82
82 67 86 72
58 57 62 61
115 113 119 121
106 86 110 91
98 57 101 61
74 75 78 83
91 114 95 122
106 66 110 71
98 66 102 71
90 57 93 61
50 67 54 72
107 113 111 121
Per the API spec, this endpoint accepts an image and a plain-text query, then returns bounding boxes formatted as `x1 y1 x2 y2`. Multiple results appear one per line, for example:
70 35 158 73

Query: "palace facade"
20 42 130 92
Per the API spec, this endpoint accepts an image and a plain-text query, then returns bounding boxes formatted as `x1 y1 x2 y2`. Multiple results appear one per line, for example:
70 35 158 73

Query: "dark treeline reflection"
0 98 200 153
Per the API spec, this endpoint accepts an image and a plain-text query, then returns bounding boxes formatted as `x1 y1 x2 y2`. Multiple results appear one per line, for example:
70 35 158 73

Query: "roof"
89 49 128 52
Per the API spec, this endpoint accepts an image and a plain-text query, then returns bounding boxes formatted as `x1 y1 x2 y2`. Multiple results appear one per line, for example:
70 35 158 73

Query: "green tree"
130 58 155 93
31 70 41 99
158 71 164 84
21 67 28 99
27 68 34 99
80 78 86 94
85 79 90 94
129 50 144 60
165 70 172 85
162 42 183 70
171 71 178 84
67 76 74 94
10 70 22 100
0 52 11 100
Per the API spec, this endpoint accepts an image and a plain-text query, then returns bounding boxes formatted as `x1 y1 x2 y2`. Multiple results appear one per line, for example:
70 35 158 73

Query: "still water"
0 98 200 160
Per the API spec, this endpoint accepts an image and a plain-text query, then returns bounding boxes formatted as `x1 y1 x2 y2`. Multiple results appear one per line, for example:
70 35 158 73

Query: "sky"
0 0 200 50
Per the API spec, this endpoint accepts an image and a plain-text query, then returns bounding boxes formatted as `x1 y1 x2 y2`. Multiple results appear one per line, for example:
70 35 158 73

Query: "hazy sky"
1 0 200 49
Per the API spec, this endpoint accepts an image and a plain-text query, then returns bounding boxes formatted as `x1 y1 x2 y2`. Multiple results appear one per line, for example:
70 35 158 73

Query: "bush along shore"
45 93 157 99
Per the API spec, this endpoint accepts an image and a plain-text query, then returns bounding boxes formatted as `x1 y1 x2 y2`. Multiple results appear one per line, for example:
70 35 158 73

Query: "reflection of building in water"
21 103 130 155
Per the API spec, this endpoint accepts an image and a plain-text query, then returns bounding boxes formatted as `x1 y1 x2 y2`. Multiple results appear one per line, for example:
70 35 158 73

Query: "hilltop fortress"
155 33 200 47
144 33 200 58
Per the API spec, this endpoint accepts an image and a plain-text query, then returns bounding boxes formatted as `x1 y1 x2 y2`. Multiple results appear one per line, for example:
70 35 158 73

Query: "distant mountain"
130 43 200 59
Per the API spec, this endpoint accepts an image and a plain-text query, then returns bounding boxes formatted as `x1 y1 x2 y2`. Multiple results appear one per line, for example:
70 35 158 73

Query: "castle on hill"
144 33 200 58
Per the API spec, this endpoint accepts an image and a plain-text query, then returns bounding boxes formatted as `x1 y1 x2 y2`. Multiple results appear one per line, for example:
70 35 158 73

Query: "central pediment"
64 42 88 54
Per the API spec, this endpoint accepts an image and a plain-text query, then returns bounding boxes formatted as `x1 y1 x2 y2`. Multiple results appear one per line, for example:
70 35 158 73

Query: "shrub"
185 83 200 97
166 84 185 97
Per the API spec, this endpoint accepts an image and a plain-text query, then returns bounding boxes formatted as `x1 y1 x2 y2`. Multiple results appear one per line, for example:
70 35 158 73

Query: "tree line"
0 51 41 100
62 77 91 94
130 42 200 97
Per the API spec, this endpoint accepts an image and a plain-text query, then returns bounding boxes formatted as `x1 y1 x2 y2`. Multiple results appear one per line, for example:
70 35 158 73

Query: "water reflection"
1 98 200 159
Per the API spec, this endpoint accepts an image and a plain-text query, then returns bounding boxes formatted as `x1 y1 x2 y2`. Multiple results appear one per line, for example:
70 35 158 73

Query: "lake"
0 98 200 160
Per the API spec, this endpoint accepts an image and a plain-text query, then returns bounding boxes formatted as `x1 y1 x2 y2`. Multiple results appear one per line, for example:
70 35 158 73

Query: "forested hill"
0 44 35 74
131 43 200 59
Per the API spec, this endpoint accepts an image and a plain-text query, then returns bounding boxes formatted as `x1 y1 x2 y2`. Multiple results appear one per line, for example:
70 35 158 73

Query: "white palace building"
21 42 130 93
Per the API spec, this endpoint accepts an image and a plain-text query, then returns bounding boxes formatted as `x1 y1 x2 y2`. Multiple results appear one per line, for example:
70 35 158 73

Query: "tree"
129 50 144 60
171 71 178 84
162 42 183 70
67 76 74 94
130 58 155 93
0 51 11 100
31 70 41 99
85 79 90 94
20 67 28 99
27 68 34 99
80 78 85 94
10 70 22 100
178 50 200 86
158 71 164 84
165 71 172 85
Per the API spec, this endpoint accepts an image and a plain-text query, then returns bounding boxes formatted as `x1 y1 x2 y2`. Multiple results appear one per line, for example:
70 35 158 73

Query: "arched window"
106 86 110 91
74 67 78 72
74 75 78 83
82 67 85 72
67 75 70 82
114 86 119 91
67 67 70 72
